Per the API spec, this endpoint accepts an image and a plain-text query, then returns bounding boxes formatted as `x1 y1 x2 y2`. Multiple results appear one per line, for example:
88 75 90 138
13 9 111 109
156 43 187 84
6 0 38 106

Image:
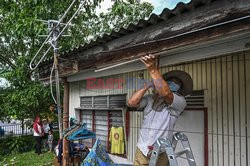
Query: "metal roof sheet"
61 0 213 56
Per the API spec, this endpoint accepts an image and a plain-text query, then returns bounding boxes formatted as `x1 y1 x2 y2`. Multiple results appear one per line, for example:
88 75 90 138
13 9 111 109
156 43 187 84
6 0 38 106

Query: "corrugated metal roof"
62 0 214 56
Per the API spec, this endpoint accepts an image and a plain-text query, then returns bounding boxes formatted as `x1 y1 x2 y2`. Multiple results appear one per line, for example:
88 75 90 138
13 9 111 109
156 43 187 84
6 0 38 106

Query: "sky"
142 0 191 14
0 0 191 87
96 0 191 15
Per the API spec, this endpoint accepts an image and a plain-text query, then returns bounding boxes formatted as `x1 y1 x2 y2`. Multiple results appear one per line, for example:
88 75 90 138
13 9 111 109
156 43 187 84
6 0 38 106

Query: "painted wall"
69 50 250 165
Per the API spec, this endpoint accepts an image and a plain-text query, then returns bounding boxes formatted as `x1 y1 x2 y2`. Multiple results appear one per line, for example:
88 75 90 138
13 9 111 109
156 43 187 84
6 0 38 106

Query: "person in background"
42 119 50 150
48 118 53 132
47 130 53 152
0 126 5 137
33 116 44 155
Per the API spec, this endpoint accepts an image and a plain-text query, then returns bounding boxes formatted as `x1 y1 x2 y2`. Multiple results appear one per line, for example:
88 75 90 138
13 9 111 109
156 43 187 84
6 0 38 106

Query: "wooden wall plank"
172 65 177 70
239 53 247 166
216 57 223 166
245 51 250 165
188 63 193 87
221 56 229 166
197 61 202 90
193 62 198 90
206 59 213 166
211 58 218 166
202 60 207 90
177 64 184 71
227 55 235 166
233 54 241 166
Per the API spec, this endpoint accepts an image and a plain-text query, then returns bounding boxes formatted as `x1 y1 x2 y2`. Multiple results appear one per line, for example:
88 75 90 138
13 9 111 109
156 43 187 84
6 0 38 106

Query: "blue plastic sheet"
82 139 117 166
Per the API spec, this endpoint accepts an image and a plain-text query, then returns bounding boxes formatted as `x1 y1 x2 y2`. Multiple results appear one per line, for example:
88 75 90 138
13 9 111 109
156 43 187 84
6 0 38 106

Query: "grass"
0 150 55 166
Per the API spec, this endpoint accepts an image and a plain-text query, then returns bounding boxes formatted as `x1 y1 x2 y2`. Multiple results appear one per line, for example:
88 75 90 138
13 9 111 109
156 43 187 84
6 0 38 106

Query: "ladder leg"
174 132 196 166
149 138 161 166
149 132 196 166
149 138 178 166
163 138 178 166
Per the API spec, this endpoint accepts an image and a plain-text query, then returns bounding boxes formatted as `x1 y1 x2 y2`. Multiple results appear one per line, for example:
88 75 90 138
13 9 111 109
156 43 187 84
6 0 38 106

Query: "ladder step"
149 132 196 166
175 149 189 157
178 156 195 162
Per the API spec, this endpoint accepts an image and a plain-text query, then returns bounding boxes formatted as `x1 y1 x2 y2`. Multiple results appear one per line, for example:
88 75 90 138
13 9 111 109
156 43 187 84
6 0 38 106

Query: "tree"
0 0 153 121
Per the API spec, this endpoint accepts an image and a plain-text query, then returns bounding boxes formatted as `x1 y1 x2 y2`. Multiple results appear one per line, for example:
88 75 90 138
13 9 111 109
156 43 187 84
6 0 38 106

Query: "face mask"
167 81 180 92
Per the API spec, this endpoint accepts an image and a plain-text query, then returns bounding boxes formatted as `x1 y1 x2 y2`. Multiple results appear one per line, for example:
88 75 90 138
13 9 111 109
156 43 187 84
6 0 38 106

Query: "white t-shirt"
137 93 186 156
33 123 42 136
43 123 50 134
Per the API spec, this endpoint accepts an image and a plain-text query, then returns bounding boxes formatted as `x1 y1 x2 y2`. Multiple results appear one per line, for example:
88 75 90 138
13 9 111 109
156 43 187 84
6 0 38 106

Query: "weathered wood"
197 61 202 90
245 51 250 165
211 58 218 166
63 78 70 166
193 62 198 90
233 54 241 166
239 53 247 166
206 59 213 166
75 0 250 63
227 55 235 166
38 0 250 79
76 18 250 73
221 56 229 166
216 57 223 166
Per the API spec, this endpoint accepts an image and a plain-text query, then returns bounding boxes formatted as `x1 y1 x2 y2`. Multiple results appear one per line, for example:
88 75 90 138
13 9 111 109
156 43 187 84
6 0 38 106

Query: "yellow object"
109 126 124 154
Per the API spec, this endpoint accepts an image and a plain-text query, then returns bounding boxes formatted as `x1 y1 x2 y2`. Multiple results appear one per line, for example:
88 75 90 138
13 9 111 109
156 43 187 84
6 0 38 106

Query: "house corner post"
63 78 69 166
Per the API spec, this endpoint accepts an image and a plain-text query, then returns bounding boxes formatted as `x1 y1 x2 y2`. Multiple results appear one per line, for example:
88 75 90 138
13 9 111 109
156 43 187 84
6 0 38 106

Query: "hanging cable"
50 61 57 104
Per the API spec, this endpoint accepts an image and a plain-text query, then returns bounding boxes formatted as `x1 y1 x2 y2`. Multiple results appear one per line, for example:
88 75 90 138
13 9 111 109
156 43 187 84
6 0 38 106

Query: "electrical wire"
125 125 250 138
82 119 250 138
50 61 57 104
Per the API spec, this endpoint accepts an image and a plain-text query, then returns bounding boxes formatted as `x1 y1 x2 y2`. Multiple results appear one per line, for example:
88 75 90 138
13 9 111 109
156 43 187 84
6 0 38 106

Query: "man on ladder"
128 54 193 166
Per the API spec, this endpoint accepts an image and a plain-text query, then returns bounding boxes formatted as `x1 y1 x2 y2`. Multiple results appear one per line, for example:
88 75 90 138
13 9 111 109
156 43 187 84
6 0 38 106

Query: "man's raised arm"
140 54 174 105
127 82 151 107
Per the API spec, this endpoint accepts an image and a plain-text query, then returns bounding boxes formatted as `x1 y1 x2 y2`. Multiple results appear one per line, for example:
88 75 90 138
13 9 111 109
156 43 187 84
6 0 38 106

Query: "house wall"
69 50 250 165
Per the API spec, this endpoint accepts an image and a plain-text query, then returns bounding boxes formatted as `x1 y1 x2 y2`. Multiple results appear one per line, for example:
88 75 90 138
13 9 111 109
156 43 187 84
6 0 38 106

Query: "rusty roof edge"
41 0 216 64
75 2 250 58
38 0 250 77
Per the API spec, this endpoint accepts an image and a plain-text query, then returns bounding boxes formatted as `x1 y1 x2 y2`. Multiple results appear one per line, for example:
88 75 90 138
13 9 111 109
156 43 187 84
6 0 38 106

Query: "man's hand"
140 54 157 72
140 54 174 105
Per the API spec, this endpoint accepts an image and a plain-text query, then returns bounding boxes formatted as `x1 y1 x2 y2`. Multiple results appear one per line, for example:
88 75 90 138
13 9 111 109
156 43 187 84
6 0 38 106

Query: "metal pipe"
95 58 140 72
29 0 78 70
55 1 86 42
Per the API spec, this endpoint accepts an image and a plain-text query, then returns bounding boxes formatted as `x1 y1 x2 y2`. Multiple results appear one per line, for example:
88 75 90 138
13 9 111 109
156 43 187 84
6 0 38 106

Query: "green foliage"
6 136 28 154
0 135 35 155
0 0 153 121
0 56 54 121
0 130 59 156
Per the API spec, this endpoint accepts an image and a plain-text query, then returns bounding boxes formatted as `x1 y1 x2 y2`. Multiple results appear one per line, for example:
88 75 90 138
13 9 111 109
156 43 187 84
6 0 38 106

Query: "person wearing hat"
128 54 193 166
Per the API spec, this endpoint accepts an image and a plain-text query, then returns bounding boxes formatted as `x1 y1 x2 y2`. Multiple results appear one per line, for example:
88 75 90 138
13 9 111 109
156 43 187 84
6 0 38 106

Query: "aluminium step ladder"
149 132 196 166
